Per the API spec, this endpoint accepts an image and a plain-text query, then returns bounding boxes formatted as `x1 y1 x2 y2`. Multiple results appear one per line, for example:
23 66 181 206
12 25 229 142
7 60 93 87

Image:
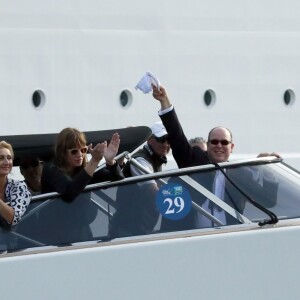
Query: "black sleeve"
91 162 124 184
160 108 207 168
41 163 92 202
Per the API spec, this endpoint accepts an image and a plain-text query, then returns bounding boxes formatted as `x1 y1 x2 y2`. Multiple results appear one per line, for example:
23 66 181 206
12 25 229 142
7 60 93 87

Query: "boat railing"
1 156 298 254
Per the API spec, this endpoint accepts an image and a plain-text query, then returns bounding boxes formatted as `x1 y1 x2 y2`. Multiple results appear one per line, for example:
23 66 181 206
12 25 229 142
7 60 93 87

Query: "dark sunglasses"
20 160 40 170
68 147 88 156
154 135 169 143
209 139 231 146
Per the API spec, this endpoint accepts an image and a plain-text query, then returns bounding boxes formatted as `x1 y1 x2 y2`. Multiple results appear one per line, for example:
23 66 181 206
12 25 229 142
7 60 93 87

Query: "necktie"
208 170 225 212
195 170 227 228
214 170 225 202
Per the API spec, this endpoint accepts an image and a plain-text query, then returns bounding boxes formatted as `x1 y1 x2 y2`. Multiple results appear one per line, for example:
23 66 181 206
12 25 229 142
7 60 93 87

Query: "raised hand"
257 152 281 158
104 133 120 165
152 85 172 110
89 141 107 163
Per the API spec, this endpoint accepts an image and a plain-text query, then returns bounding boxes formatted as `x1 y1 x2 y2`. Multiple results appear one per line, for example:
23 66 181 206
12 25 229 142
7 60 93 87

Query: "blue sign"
156 183 192 220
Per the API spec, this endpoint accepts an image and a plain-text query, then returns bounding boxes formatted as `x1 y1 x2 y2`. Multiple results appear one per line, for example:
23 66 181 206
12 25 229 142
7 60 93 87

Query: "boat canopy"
0 126 151 165
1 156 300 253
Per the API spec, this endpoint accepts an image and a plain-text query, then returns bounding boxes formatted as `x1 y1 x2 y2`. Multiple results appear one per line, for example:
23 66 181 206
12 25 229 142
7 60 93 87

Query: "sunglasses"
154 135 169 143
68 147 88 155
209 139 231 146
20 160 40 170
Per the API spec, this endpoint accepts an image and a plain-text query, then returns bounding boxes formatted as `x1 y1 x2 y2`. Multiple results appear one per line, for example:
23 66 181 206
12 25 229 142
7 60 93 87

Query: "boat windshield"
1 158 300 253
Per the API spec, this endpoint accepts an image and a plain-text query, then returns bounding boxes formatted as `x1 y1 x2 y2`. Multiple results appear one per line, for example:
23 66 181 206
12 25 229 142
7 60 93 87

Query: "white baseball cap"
151 121 168 138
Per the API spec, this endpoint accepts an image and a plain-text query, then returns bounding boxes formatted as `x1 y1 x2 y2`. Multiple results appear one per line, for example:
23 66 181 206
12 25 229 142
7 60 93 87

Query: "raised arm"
104 132 120 166
85 141 107 176
151 85 207 168
152 85 172 110
86 132 120 175
92 133 124 182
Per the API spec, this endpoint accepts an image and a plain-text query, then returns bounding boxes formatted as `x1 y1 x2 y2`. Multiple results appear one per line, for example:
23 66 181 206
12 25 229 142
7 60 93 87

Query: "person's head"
20 157 43 191
207 126 234 163
55 127 88 170
189 137 207 151
147 122 170 157
0 141 14 177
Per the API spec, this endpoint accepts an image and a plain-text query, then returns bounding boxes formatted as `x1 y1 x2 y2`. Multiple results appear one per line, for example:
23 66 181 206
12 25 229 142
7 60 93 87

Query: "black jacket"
159 108 278 232
41 162 124 202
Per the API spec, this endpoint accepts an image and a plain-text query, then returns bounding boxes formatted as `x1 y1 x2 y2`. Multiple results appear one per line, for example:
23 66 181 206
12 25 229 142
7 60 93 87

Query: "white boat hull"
1 222 299 300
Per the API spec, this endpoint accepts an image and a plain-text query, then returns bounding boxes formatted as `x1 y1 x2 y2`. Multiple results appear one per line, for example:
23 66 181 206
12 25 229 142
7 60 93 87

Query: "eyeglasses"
209 139 231 146
154 135 169 144
20 160 40 170
68 147 88 155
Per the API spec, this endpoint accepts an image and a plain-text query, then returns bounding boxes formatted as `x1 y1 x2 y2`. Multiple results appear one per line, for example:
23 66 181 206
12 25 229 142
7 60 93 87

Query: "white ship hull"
1 1 300 166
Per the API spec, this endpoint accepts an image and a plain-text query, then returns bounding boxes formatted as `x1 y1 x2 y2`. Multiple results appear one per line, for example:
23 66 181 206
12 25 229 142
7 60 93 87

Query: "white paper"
135 71 161 94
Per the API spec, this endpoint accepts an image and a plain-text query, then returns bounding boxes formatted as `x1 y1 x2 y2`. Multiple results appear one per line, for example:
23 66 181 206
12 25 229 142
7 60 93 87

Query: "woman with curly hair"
0 141 31 228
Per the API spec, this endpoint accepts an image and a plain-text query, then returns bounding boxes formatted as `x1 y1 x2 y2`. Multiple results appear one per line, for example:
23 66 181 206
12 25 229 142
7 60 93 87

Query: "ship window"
32 90 45 109
120 89 133 108
203 89 216 107
283 89 295 106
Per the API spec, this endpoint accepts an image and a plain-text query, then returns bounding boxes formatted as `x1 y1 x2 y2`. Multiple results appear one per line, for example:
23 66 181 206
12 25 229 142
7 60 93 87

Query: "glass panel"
241 163 300 221
1 160 300 253
2 191 111 252
219 164 280 222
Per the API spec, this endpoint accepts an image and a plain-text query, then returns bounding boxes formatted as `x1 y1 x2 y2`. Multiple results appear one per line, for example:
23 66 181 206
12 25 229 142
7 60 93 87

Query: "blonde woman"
0 141 31 228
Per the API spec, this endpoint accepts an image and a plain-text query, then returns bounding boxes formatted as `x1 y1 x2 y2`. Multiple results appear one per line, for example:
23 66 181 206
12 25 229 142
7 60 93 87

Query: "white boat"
1 128 300 299
1 1 300 299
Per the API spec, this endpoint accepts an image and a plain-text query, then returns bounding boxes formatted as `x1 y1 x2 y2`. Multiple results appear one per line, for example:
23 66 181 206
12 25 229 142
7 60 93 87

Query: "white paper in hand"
135 71 160 94
146 71 160 90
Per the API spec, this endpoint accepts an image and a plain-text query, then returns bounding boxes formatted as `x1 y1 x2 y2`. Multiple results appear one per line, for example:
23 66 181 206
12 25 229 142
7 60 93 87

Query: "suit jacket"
160 108 278 232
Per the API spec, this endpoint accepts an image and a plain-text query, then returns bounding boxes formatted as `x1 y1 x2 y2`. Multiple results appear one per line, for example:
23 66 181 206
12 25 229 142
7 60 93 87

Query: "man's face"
20 158 42 186
207 128 234 163
148 135 170 157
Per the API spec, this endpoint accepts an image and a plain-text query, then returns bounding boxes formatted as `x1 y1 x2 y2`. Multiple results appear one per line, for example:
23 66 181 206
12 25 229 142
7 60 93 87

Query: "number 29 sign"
156 183 192 220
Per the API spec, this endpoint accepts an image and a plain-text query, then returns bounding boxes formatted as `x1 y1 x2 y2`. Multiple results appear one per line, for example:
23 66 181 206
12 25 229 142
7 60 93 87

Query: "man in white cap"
109 122 170 238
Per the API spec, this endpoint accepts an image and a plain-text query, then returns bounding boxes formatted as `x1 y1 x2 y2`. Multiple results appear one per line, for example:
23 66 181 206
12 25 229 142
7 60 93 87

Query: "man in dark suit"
151 85 280 231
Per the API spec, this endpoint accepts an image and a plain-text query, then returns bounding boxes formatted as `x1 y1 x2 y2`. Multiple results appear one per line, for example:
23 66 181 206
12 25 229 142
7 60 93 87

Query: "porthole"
119 89 133 108
32 90 46 109
203 89 216 107
283 89 295 106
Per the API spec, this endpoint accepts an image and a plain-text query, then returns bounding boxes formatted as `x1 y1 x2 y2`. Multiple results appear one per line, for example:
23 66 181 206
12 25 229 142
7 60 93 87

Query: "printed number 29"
164 197 185 214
